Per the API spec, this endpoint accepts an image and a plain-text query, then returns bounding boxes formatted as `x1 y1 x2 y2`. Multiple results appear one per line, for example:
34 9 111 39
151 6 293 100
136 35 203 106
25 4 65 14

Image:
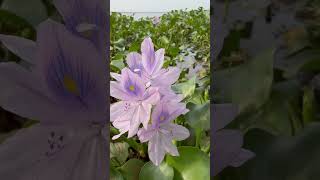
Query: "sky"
110 0 210 12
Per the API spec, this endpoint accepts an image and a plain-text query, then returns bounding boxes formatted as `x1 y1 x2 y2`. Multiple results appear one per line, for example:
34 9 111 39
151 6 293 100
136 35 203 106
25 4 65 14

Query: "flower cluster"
0 0 108 179
110 37 190 166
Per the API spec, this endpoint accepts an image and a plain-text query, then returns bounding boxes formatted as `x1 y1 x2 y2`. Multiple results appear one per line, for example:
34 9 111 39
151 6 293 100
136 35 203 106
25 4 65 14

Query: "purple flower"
53 0 107 51
0 123 108 179
152 16 161 25
110 37 190 167
0 20 108 179
126 52 144 77
110 68 160 139
0 20 107 125
138 100 189 166
126 37 181 96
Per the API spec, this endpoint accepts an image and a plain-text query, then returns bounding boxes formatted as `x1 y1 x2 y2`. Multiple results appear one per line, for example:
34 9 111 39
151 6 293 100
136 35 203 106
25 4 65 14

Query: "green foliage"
166 147 210 180
139 161 174 180
214 48 274 113
119 159 145 180
110 8 210 77
1 0 47 27
110 142 130 167
110 8 210 180
214 0 320 179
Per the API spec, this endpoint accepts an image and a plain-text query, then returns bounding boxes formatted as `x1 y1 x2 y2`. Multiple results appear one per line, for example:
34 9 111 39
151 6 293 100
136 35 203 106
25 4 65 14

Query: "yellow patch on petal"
129 85 135 91
63 76 79 95
160 116 165 121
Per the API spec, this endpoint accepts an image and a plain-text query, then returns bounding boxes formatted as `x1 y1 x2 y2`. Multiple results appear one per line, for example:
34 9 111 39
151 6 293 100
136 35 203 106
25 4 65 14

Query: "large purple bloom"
0 20 107 125
0 20 108 179
138 100 189 166
110 68 160 139
126 37 181 96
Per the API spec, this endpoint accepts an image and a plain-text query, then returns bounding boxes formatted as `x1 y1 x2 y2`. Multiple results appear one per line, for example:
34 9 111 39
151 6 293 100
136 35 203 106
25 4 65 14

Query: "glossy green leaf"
247 123 320 180
111 167 124 180
111 59 125 70
110 142 130 167
166 146 210 180
172 76 196 98
120 159 145 180
185 101 210 131
232 80 302 136
214 49 274 113
139 161 174 180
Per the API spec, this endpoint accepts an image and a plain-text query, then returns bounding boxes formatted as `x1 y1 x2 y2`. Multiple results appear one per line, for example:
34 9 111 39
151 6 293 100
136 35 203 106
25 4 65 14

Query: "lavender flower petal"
126 52 143 75
141 37 156 75
148 132 166 166
36 20 107 123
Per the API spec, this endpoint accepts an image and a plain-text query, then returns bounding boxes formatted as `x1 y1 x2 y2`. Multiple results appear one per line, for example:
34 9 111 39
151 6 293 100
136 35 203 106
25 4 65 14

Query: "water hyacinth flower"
0 20 107 179
0 20 107 124
152 16 161 25
126 37 181 96
110 37 190 166
53 0 107 51
126 52 144 77
137 100 189 166
141 37 180 85
110 68 160 139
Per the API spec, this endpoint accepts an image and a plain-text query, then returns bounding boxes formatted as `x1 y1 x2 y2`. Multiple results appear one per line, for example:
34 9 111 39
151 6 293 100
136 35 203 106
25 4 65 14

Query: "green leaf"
166 146 210 180
111 167 124 180
188 88 208 104
139 161 174 180
185 101 210 131
246 93 298 136
120 159 145 180
129 41 140 52
113 38 126 46
111 59 125 70
283 27 309 55
110 142 130 167
214 48 274 113
159 36 170 45
233 80 302 136
113 53 126 61
167 47 180 57
0 9 35 36
246 123 320 180
2 0 48 27
303 86 317 124
281 49 320 78
172 76 196 99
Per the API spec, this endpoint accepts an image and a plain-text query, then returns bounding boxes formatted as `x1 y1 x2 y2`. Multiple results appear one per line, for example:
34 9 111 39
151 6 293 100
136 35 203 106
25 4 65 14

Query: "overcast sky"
111 0 209 12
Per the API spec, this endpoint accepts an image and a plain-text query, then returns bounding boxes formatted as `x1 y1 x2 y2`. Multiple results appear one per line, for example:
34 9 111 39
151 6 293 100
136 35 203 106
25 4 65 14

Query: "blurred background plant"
213 0 320 179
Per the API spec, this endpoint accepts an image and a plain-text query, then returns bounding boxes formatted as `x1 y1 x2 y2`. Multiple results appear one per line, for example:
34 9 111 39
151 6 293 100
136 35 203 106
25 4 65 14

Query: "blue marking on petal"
44 44 96 109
